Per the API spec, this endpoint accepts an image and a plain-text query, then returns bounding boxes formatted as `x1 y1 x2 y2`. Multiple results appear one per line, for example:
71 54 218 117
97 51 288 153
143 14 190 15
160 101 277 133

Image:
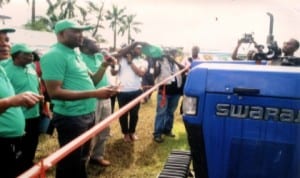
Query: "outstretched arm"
44 80 118 100
114 41 148 58
232 39 243 60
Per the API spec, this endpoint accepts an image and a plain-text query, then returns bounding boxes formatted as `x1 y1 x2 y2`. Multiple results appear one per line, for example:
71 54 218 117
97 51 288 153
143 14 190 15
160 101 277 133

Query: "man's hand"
94 86 119 99
104 56 118 67
109 56 118 66
237 39 243 46
10 92 44 108
126 53 133 64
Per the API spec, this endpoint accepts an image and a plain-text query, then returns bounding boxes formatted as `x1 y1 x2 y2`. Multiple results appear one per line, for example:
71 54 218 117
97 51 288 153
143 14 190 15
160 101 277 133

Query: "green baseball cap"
0 27 15 33
54 19 93 34
11 43 33 55
142 44 164 58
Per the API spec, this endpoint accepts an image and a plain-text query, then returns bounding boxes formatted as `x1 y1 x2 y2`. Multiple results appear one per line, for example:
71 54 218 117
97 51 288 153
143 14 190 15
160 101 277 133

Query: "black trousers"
20 117 40 172
52 112 95 178
0 136 23 178
117 90 142 134
110 95 117 113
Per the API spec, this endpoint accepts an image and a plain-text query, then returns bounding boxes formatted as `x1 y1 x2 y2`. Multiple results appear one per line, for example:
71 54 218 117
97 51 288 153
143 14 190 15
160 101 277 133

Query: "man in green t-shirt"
5 43 41 172
41 19 118 178
0 27 43 178
80 37 116 167
0 27 15 67
0 64 43 178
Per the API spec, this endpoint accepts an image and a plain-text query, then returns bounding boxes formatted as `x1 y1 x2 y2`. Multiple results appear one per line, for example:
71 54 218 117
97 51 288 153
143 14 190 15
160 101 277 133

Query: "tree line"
0 0 142 50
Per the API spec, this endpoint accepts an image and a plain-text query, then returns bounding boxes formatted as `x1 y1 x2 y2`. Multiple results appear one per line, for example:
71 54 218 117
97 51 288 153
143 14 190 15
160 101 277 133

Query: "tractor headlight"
182 95 198 115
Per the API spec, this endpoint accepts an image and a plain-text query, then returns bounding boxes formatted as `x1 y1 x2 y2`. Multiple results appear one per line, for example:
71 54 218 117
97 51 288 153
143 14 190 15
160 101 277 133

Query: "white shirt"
118 56 148 92
181 56 201 68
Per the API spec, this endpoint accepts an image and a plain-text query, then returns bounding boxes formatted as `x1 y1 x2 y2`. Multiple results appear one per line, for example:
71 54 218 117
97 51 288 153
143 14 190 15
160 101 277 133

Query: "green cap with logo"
142 44 164 58
10 43 33 55
0 27 15 33
54 19 93 34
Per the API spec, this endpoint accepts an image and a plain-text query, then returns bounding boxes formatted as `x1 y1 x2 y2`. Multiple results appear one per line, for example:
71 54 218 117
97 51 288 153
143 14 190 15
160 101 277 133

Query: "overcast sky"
1 0 299 55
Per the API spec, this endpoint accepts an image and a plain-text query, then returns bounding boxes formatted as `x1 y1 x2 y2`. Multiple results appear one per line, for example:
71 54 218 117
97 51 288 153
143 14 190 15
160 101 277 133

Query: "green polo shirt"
5 62 40 119
0 58 12 67
81 53 109 88
41 43 97 116
0 66 25 137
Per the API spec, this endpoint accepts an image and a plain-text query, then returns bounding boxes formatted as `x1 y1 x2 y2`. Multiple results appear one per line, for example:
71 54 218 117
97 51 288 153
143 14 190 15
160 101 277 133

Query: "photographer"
231 34 262 62
269 38 299 65
282 38 299 56
153 49 185 143
112 44 148 142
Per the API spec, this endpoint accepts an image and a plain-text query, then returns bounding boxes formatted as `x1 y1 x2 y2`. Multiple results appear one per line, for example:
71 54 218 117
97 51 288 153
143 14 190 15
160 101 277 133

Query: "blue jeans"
52 112 95 178
153 94 181 137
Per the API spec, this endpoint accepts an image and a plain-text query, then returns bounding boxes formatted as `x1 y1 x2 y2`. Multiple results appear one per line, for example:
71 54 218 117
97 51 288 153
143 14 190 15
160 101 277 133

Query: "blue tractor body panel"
183 63 300 178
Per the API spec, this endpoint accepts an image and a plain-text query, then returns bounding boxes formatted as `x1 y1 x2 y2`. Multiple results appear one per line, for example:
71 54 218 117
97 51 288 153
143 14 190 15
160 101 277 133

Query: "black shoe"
164 132 175 137
153 136 164 143
89 158 111 167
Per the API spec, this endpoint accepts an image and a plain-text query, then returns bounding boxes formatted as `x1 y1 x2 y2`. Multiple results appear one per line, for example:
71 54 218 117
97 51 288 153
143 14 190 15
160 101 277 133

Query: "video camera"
252 41 282 61
240 33 254 43
101 50 114 62
253 12 282 61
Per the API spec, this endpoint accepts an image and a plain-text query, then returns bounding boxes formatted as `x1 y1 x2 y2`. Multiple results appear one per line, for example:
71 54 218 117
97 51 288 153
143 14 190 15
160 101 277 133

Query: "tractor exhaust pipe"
266 12 274 45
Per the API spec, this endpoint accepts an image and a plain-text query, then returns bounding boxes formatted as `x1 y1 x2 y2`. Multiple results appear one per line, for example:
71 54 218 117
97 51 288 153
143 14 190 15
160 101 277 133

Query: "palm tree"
25 0 36 24
105 4 126 50
46 0 87 20
1 0 35 24
43 0 87 29
0 0 9 8
87 1 104 37
85 1 106 43
119 14 142 45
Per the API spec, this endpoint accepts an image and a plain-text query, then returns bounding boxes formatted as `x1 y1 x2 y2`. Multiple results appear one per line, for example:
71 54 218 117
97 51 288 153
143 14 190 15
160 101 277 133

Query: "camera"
101 50 114 62
241 33 254 43
252 41 282 61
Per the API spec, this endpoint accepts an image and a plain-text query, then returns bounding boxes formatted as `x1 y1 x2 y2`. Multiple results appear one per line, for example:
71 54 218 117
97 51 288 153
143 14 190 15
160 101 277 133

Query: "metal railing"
18 67 188 178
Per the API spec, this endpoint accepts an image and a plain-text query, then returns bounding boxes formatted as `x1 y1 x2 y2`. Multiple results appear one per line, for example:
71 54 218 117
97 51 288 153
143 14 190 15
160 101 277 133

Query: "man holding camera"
153 49 185 143
268 38 299 66
281 38 299 57
112 43 148 142
231 34 261 61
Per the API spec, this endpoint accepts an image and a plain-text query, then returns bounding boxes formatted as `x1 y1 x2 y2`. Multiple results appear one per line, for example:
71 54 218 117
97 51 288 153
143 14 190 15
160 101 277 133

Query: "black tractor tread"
158 150 192 178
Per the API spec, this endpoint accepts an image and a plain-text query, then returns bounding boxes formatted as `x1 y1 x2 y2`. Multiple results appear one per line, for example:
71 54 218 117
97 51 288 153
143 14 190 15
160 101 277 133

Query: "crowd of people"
0 18 299 178
231 35 299 64
0 19 189 178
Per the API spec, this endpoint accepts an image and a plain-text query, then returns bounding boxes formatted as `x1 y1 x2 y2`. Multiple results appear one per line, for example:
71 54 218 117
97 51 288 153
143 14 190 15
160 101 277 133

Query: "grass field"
35 94 190 178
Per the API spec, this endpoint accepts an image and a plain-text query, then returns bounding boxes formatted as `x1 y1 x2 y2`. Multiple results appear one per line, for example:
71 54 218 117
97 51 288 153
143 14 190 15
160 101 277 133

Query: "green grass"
35 95 189 178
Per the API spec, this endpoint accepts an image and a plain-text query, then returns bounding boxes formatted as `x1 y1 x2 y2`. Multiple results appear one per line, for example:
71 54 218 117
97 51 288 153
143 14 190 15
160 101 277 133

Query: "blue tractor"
182 63 300 178
158 13 300 178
